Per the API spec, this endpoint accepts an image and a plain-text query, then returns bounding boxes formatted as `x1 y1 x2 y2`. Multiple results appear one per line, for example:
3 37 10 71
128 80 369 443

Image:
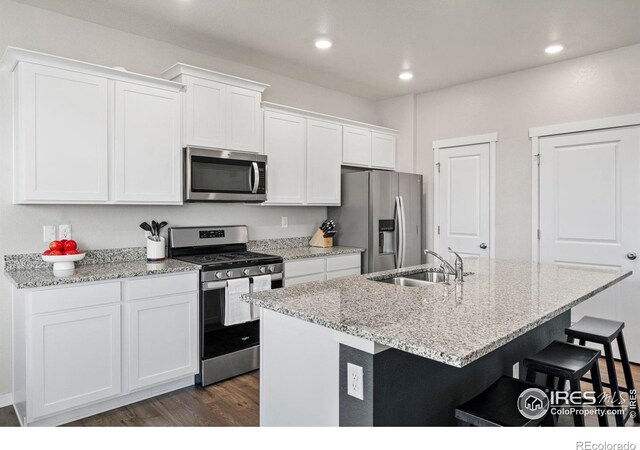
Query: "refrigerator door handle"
394 196 401 269
399 195 407 268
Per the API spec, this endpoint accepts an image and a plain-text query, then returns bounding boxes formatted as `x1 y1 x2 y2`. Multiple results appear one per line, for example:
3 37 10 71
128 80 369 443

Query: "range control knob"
268 265 275 273
215 272 223 279
243 268 250 275
259 266 266 273
226 270 234 278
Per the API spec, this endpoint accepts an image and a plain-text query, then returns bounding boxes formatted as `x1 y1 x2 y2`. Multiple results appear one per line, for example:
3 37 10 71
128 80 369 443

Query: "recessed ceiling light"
399 71 414 81
314 39 332 50
545 44 564 54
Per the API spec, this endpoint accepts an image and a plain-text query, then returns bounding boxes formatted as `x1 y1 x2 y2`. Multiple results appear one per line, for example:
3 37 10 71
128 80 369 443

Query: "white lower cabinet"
124 293 198 391
284 253 361 287
31 304 122 418
13 271 199 426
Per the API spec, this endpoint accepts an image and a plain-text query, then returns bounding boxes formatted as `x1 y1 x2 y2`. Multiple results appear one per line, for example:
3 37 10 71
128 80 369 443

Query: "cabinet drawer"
126 272 198 300
326 268 361 280
285 273 326 287
326 254 361 272
30 281 121 314
285 258 326 278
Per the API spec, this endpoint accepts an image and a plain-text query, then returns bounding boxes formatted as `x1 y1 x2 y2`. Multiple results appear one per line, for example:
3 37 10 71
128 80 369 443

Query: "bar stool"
524 340 608 427
455 376 556 427
566 316 640 426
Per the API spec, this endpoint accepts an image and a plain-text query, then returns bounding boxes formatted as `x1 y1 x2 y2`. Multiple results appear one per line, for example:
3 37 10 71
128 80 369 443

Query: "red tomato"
60 239 68 244
64 249 78 255
42 250 52 256
49 240 63 252
49 250 63 256
63 240 77 252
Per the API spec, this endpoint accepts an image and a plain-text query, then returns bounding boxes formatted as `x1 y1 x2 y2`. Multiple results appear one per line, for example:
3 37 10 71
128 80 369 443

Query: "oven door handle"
202 281 227 291
202 273 282 291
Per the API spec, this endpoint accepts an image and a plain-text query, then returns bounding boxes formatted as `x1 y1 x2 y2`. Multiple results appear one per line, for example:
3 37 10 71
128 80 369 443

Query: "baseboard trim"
0 392 13 408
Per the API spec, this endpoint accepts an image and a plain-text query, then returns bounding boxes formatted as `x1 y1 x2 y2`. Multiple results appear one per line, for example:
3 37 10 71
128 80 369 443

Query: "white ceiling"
13 0 640 100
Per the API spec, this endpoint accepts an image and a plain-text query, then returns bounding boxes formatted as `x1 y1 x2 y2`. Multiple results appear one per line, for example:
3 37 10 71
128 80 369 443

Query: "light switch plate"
43 225 56 243
281 216 288 228
347 363 364 400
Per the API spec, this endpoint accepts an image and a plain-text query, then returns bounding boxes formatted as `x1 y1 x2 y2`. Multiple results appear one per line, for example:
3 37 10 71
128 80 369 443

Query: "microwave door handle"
251 162 259 194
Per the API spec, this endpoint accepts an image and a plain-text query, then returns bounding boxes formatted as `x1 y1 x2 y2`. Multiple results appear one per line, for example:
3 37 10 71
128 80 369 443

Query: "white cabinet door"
264 110 306 204
125 293 198 391
227 86 262 153
371 132 396 170
342 126 372 167
306 119 342 205
114 81 182 203
183 75 226 148
17 63 109 203
30 304 121 418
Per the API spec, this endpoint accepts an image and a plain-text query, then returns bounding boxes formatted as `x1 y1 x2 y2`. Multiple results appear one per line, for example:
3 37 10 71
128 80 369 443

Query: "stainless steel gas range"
168 225 283 386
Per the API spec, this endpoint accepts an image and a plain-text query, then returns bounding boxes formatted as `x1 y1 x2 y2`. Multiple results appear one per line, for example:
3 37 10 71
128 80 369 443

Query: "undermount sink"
379 270 449 287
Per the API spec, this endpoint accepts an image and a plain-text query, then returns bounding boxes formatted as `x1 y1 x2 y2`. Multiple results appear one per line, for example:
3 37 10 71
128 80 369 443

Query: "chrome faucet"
448 247 464 282
424 249 457 282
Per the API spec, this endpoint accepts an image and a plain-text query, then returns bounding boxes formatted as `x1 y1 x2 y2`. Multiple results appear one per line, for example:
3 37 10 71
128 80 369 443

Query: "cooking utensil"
140 222 153 234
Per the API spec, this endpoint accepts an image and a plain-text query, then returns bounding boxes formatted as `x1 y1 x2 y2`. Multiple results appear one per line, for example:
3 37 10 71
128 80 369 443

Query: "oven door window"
191 157 252 193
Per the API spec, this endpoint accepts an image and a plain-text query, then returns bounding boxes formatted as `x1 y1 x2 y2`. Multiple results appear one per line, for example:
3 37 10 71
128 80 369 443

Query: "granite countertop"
5 258 200 289
265 246 364 261
243 259 632 367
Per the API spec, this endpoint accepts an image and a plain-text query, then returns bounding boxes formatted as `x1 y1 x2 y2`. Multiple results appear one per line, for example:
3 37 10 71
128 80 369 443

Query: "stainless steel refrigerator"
328 170 423 273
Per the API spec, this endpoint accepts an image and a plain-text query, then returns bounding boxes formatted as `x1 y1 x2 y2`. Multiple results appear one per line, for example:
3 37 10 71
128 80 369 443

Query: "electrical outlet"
281 216 288 228
347 363 364 400
58 224 72 240
43 225 57 243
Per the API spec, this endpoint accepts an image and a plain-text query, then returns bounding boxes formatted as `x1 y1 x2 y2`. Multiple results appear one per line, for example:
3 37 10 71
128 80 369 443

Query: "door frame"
433 132 497 259
530 113 640 262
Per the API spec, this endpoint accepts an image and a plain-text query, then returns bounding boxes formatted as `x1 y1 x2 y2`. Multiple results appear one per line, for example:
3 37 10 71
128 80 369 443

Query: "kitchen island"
243 259 631 426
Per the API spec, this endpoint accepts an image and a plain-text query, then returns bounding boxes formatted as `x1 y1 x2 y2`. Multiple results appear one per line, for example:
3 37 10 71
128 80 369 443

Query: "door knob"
627 252 637 260
479 243 487 249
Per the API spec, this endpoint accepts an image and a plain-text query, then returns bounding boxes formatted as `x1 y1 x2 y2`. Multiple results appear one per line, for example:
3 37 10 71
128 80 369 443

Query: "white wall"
0 0 379 398
375 94 416 173
377 43 640 261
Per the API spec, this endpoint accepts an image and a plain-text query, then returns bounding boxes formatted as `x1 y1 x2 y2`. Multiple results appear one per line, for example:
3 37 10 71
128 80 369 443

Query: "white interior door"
538 126 640 362
436 142 491 265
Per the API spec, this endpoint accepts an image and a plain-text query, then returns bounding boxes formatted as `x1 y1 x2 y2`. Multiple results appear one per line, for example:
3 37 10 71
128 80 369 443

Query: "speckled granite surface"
266 246 364 261
243 259 632 367
4 247 146 271
247 236 311 251
5 259 200 289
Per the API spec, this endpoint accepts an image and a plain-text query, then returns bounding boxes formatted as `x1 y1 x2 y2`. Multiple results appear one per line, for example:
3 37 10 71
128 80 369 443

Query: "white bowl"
42 252 86 276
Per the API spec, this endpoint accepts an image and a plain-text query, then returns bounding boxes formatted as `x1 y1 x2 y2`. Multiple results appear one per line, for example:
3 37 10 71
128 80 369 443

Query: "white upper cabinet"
163 64 268 153
306 119 342 205
262 103 398 206
263 110 306 204
15 63 110 203
227 86 263 153
114 82 182 203
4 48 185 205
182 75 226 148
343 126 396 170
342 126 372 168
371 132 397 169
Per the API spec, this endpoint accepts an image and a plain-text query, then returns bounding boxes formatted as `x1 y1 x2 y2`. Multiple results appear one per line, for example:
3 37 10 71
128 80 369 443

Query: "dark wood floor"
0 361 638 427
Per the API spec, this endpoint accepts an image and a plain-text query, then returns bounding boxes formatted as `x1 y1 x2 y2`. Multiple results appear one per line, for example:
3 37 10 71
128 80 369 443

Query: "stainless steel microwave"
185 147 267 202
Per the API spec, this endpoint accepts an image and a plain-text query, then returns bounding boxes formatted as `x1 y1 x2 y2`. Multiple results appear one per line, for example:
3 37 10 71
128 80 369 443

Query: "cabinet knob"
627 252 637 260
479 243 487 249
